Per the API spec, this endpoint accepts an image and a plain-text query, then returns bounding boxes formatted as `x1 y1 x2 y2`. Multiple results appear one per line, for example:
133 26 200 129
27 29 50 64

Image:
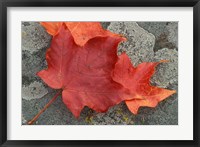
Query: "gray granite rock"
22 22 51 53
101 22 111 29
22 81 48 100
152 48 178 88
137 22 178 51
22 22 51 100
108 22 155 65
166 23 178 48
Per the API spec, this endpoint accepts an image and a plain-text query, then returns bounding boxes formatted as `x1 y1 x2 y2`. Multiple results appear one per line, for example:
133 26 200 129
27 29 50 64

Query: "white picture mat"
7 7 193 140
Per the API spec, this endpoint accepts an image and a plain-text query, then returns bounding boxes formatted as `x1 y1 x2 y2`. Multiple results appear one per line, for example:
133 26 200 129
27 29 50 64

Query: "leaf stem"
27 90 62 125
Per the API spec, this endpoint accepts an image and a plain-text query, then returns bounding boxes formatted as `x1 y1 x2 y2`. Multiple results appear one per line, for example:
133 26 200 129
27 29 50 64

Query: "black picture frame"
0 0 199 146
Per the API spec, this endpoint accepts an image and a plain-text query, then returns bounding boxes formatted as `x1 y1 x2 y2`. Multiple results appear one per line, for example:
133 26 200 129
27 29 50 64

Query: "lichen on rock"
22 81 48 100
108 22 155 65
22 22 51 53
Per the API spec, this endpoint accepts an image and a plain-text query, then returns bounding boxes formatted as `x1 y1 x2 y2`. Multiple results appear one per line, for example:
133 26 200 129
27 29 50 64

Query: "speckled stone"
108 22 155 65
22 22 51 53
152 48 178 88
137 22 178 51
22 81 48 100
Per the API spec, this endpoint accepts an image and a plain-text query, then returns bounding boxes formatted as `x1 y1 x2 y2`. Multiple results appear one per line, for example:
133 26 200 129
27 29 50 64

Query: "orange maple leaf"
112 53 176 114
40 22 124 46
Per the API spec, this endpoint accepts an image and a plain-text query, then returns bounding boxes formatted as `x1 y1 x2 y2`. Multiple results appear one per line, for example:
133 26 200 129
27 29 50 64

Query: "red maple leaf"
40 22 123 46
28 22 176 124
37 23 133 117
112 53 176 114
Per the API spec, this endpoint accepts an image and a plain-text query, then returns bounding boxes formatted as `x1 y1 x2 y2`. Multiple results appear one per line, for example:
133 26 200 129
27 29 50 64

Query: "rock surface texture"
22 22 178 125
